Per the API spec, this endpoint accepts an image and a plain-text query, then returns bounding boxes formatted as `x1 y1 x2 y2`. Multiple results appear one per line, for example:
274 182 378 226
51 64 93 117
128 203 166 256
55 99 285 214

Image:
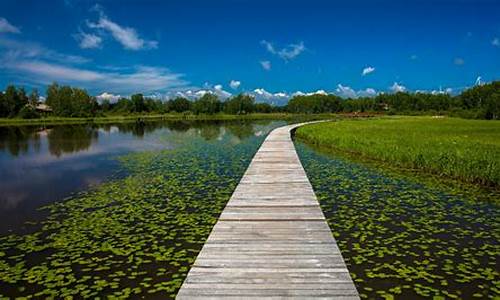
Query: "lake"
0 119 498 299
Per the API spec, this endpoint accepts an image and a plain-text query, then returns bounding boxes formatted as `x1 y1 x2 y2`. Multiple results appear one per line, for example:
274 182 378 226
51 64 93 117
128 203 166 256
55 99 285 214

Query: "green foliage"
131 93 146 112
296 117 500 187
296 141 500 299
18 105 40 119
166 97 191 113
46 83 98 117
192 93 222 115
2 81 499 119
286 81 500 119
287 94 342 113
223 94 255 114
0 85 28 117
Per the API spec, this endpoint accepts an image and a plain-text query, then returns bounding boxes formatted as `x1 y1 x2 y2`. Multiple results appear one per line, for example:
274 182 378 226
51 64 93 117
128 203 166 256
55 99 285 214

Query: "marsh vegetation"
296 116 500 187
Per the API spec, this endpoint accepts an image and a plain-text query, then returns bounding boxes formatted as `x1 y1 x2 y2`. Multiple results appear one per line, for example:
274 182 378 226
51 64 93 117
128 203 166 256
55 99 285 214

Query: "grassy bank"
296 116 500 187
0 113 334 126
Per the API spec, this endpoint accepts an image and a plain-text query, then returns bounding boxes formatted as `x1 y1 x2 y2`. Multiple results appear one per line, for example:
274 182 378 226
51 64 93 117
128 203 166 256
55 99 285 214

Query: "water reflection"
0 119 272 157
0 119 280 233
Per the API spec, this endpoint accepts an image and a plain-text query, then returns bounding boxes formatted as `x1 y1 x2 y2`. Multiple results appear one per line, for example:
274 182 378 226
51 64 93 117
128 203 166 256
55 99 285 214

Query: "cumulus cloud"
229 80 241 89
362 66 375 76
334 85 378 98
291 90 328 97
170 85 232 100
0 17 20 34
96 92 121 103
492 37 499 47
213 84 232 98
336 84 357 98
87 8 157 50
260 60 271 71
251 88 289 105
75 31 102 49
475 76 483 86
390 82 406 93
253 88 274 99
358 88 377 97
454 57 465 65
260 40 306 61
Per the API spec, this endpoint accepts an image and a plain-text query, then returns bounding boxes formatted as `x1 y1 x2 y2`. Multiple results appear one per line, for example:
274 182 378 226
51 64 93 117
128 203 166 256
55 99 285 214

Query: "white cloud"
253 88 274 99
75 31 102 49
390 82 406 93
213 84 232 98
475 76 483 86
229 80 241 89
292 90 329 97
96 92 121 103
358 88 377 97
0 37 90 64
410 54 418 60
170 85 232 100
310 89 328 96
273 92 288 98
362 66 375 76
260 40 306 61
334 85 378 98
1 59 187 94
87 11 157 50
251 88 289 105
0 17 20 34
292 91 306 97
454 57 465 65
261 40 275 54
260 60 271 71
492 37 500 47
336 84 357 98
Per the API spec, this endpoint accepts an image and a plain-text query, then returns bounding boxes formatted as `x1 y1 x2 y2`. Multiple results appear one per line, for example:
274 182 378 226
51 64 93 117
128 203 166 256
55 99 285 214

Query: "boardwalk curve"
177 122 359 299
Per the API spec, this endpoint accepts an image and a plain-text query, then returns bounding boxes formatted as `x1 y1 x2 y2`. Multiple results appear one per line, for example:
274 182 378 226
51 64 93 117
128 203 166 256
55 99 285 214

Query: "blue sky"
0 0 499 103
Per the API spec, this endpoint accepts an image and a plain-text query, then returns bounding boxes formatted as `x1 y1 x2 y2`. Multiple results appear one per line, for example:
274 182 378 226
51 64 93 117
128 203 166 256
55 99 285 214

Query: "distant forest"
0 81 499 120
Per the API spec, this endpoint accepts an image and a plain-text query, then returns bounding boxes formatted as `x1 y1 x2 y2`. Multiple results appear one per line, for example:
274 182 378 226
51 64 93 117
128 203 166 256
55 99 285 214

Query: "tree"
167 97 191 112
287 94 342 113
131 94 145 112
46 83 97 117
192 93 221 114
29 88 39 106
224 94 255 114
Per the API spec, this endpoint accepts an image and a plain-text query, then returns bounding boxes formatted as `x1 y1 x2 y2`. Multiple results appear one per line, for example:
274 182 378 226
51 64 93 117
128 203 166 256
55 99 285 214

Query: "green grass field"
296 116 500 187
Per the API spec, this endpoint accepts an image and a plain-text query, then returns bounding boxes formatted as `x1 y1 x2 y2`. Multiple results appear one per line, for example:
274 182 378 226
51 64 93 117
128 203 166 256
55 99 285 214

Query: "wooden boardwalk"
177 123 359 299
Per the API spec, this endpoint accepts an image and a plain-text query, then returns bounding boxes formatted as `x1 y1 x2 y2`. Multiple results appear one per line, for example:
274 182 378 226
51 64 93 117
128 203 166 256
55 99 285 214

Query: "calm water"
1 120 498 299
295 141 500 299
0 119 288 298
0 120 282 235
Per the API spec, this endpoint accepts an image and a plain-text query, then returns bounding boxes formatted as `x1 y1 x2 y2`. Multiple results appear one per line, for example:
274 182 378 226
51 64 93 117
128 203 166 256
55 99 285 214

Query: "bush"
18 106 40 119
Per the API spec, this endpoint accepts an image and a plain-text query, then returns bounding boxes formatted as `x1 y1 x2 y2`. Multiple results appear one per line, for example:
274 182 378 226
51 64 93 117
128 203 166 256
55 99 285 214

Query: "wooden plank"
176 122 359 299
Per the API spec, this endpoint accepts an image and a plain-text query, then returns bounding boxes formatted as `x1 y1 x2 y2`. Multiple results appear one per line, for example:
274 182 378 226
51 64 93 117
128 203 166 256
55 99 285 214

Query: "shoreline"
0 113 337 127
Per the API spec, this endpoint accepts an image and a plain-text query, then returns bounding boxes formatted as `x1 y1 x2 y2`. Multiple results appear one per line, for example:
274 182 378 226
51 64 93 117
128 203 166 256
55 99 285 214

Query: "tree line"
0 81 499 119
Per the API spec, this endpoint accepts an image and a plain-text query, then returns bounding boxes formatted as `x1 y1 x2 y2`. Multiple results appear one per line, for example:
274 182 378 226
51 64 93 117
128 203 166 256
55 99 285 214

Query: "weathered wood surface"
177 123 359 299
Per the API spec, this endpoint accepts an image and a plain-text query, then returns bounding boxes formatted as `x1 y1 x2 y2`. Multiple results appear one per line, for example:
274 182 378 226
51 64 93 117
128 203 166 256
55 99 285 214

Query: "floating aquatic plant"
0 121 286 298
295 141 500 299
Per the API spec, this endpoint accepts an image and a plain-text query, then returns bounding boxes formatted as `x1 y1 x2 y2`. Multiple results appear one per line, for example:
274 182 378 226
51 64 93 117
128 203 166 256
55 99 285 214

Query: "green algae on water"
0 121 285 298
295 141 500 299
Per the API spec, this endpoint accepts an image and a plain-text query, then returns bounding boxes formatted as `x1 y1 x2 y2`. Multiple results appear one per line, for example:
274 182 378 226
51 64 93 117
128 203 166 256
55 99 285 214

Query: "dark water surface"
0 119 286 298
295 141 499 299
